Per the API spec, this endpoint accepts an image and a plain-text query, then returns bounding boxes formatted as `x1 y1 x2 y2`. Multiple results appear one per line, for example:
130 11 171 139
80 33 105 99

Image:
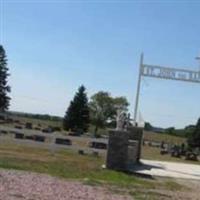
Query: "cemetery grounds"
0 116 200 200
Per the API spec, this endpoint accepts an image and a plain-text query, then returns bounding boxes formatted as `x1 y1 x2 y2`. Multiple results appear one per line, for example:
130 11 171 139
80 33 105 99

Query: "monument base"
106 127 143 172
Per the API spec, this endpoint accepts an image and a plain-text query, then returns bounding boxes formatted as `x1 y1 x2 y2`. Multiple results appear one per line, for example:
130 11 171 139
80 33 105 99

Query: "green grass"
88 125 108 136
0 147 147 187
0 116 193 199
7 115 63 129
1 141 195 185
143 131 186 144
142 146 200 165
0 143 184 197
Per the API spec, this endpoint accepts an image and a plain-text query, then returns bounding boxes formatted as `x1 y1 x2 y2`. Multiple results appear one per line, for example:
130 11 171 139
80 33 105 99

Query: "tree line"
63 85 129 135
145 121 200 149
7 111 62 122
0 45 129 135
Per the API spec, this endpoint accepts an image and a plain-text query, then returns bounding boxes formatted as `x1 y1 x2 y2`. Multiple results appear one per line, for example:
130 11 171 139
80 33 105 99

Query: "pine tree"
0 45 11 112
63 85 90 133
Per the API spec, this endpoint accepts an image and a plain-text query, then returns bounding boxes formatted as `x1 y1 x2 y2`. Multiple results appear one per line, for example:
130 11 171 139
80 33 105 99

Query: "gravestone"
106 130 129 171
89 141 107 149
34 135 45 142
106 128 143 171
55 138 72 145
15 133 24 139
127 127 143 162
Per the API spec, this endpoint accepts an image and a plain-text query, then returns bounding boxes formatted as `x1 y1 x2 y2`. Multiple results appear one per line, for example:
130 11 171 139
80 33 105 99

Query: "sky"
0 0 200 128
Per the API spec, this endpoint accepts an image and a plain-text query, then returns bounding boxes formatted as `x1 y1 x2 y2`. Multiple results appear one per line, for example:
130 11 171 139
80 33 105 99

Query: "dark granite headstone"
34 135 45 142
106 127 143 172
55 138 72 145
15 133 24 139
106 130 129 171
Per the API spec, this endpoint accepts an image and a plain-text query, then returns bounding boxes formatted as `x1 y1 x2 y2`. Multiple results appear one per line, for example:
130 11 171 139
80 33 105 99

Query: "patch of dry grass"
0 142 192 200
143 131 186 144
142 145 200 165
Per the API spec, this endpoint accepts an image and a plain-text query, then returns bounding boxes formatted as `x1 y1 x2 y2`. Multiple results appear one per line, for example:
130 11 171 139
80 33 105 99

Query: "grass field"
0 142 186 200
5 115 63 129
1 117 198 165
143 131 186 144
142 146 200 165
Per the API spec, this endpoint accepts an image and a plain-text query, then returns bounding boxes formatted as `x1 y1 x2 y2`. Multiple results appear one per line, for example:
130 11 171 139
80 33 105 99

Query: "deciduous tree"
89 91 129 135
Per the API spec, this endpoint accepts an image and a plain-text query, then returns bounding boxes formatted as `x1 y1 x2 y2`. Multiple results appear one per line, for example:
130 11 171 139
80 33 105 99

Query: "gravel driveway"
0 170 132 200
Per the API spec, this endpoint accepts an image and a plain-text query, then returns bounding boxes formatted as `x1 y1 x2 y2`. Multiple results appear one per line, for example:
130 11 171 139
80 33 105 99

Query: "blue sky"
1 0 200 128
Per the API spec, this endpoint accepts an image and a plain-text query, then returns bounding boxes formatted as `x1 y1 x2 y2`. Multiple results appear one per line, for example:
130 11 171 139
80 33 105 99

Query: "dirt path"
1 169 200 200
0 169 132 200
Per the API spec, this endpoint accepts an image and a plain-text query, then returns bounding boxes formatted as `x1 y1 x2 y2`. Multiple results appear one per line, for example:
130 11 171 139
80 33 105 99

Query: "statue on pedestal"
116 109 130 131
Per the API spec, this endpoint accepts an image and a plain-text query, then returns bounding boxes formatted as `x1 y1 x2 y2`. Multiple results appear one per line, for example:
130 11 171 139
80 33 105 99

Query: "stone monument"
106 110 143 172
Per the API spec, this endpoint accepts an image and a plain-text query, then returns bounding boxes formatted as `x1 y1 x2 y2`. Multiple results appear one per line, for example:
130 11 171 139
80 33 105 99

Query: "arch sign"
142 63 200 83
133 53 200 123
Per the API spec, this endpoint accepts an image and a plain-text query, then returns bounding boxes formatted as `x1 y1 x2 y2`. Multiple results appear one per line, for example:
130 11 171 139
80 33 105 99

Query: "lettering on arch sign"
141 64 200 83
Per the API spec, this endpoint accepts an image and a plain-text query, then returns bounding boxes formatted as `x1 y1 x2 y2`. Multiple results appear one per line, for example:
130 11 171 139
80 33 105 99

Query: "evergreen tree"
188 118 200 148
0 45 11 112
63 85 90 133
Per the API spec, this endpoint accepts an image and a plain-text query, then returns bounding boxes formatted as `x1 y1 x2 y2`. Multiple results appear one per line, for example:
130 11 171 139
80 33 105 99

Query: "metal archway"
133 53 200 123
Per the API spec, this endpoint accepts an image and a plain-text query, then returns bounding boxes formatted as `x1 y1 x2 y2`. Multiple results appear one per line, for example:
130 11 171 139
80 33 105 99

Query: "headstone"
25 135 35 140
55 138 72 145
34 135 45 142
127 127 143 162
15 125 23 129
106 130 129 171
0 130 8 134
185 152 198 161
89 141 107 149
106 127 143 172
15 133 24 139
25 122 32 129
